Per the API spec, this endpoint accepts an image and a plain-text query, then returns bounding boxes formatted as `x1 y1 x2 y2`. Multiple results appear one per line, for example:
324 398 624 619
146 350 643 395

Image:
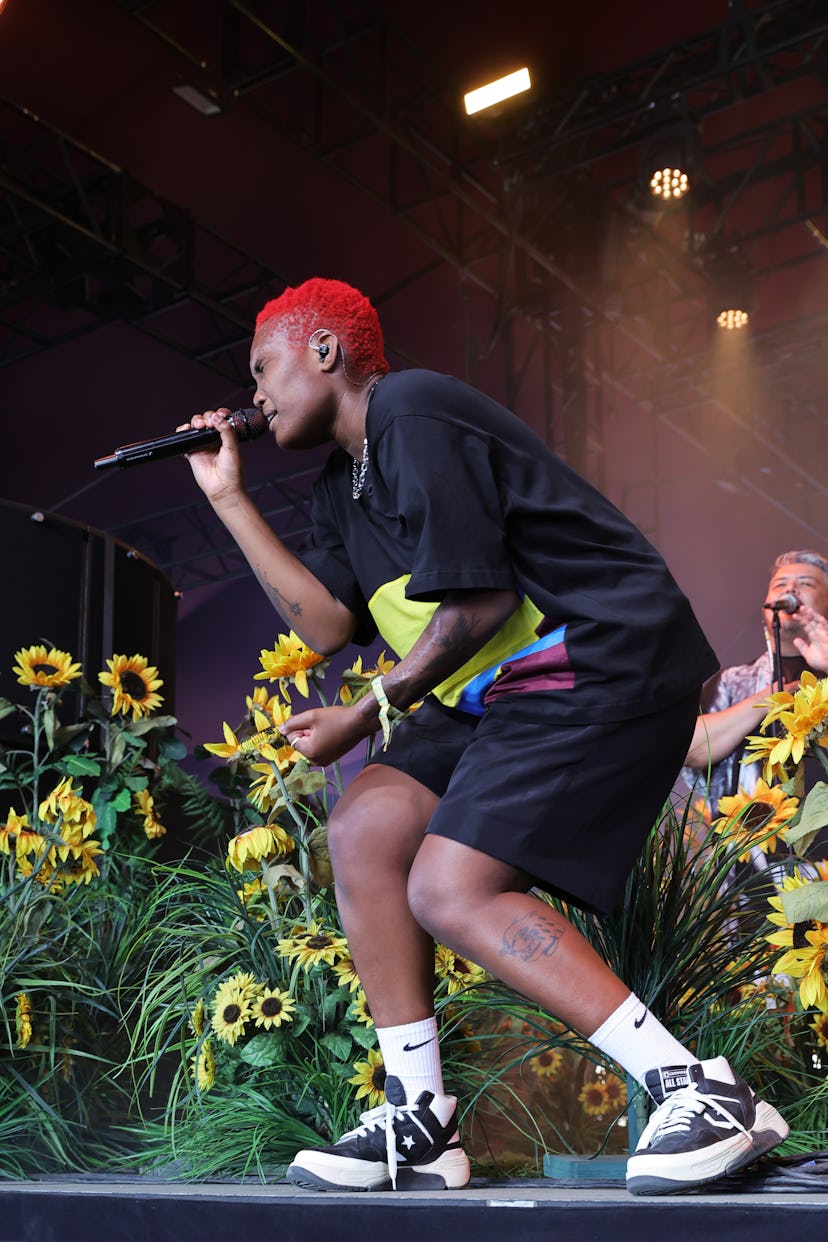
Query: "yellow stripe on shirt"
367 574 546 709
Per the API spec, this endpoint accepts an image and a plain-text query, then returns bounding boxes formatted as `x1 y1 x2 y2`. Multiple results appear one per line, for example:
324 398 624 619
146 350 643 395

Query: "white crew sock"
588 991 699 1087
376 1016 444 1100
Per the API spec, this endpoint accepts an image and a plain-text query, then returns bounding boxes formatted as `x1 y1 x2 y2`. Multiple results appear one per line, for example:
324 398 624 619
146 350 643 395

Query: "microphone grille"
228 407 269 442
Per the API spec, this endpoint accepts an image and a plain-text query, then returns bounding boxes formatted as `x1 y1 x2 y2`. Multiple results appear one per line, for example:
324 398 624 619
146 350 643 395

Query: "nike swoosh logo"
403 1037 435 1052
634 1011 647 1029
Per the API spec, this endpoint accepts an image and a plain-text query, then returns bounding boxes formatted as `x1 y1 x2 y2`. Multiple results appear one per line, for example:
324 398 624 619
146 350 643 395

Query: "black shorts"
367 691 699 915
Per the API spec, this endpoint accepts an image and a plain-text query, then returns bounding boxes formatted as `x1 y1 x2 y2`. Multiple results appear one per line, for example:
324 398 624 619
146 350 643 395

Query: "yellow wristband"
371 676 393 750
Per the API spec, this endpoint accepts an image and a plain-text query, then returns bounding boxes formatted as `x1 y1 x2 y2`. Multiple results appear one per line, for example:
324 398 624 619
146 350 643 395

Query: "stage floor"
2 1174 827 1242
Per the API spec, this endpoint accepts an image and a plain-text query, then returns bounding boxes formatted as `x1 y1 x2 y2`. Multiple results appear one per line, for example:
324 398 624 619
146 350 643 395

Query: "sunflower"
224 971 262 1002
191 1039 216 1092
190 999 206 1038
602 1075 627 1111
134 789 166 840
767 870 828 1011
339 651 396 704
713 780 799 861
13 644 81 688
745 672 828 780
810 1011 828 1049
252 986 296 1029
226 824 294 872
349 1048 386 1108
277 922 348 970
0 808 32 855
203 721 243 761
98 653 164 720
332 954 362 992
579 1079 609 1117
528 1047 563 1079
742 732 790 785
211 981 253 1045
773 924 828 1011
434 944 488 994
254 631 328 699
767 868 815 942
237 876 267 908
15 994 33 1049
58 837 104 885
246 685 280 719
39 776 97 839
350 990 374 1027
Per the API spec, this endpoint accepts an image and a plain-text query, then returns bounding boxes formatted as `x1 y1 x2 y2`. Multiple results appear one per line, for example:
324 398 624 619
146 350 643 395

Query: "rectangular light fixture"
464 67 531 116
171 83 223 116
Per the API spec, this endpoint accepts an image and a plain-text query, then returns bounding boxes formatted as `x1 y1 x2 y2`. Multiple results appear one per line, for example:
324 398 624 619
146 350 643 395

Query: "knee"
407 860 461 942
326 803 368 887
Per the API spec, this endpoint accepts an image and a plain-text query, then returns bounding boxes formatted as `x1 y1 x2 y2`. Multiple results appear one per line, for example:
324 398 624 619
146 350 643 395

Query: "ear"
308 330 339 371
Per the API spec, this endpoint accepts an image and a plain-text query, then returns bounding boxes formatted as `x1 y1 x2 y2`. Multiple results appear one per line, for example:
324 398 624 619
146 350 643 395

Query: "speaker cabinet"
1 500 177 721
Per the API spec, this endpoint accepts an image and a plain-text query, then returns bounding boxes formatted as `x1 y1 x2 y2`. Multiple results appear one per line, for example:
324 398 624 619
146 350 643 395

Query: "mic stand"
771 611 784 695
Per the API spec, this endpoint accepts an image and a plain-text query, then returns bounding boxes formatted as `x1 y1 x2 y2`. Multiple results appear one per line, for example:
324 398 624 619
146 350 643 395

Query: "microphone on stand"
763 593 800 615
93 407 268 470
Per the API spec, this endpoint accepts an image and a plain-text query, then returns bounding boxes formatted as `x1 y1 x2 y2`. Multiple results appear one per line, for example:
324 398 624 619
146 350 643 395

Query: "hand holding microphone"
93 407 268 470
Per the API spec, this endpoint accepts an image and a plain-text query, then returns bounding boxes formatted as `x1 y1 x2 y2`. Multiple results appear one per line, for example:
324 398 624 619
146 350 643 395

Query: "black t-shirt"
298 369 718 722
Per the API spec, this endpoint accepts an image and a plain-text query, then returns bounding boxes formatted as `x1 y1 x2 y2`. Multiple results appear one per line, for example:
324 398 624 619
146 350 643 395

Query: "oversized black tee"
298 369 718 722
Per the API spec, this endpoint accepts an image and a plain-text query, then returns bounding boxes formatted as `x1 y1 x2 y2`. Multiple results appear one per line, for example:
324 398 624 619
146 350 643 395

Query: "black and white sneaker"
626 1056 789 1196
286 1075 471 1192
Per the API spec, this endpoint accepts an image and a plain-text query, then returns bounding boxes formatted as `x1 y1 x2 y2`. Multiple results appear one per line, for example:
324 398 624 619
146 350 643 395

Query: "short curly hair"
771 550 828 583
255 278 389 383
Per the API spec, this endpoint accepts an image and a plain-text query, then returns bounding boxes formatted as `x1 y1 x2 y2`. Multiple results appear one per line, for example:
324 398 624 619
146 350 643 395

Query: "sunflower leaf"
62 755 102 777
41 704 56 751
129 715 178 737
780 880 828 925
783 781 828 854
285 767 327 796
319 1031 353 1061
93 798 117 847
0 697 17 721
350 1023 378 1050
239 1033 285 1067
158 735 188 761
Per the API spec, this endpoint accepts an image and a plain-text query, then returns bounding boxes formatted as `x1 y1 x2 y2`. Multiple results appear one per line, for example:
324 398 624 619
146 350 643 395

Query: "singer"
181 276 788 1198
684 550 828 828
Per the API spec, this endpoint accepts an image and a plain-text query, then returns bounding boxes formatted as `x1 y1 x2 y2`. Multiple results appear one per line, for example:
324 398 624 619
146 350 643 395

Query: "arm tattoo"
501 912 565 963
252 566 303 619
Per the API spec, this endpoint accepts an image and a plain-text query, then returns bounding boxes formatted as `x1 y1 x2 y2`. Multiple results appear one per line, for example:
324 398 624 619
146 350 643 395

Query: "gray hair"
771 550 828 582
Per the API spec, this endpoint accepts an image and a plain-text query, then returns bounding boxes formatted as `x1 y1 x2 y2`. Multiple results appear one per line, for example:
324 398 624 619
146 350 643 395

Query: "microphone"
93 407 269 470
763 593 800 614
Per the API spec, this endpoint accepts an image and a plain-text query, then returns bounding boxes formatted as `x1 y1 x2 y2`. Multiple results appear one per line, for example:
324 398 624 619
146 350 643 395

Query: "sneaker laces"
342 1098 409 1188
648 1085 750 1143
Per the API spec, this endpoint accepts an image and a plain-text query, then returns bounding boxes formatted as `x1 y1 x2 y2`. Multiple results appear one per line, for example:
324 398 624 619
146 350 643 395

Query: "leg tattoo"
501 911 565 962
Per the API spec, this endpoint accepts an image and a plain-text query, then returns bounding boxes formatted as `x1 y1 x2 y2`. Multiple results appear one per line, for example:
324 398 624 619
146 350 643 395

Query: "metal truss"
2 0 826 583
0 97 288 387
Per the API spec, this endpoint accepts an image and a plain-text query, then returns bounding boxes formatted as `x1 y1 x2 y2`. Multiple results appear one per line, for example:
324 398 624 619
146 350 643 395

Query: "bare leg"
408 835 631 1036
326 764 439 1027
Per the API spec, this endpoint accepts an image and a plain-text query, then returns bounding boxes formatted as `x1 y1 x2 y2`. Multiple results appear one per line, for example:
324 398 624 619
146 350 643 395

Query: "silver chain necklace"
351 438 369 500
351 377 383 500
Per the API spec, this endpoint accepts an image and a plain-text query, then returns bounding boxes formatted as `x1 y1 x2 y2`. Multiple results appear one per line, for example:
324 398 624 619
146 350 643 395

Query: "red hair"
255 278 389 382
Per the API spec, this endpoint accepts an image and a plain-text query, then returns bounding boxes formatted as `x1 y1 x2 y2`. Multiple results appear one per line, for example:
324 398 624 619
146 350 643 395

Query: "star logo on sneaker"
401 1134 415 1149
402 1037 435 1052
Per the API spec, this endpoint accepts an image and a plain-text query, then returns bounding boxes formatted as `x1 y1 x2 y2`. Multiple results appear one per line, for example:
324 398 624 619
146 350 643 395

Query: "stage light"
639 116 700 204
648 167 689 202
464 67 531 116
171 83 223 116
709 253 754 330
716 307 749 331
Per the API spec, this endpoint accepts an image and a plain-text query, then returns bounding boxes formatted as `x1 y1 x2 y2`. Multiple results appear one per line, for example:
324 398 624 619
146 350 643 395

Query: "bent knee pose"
184 276 788 1196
